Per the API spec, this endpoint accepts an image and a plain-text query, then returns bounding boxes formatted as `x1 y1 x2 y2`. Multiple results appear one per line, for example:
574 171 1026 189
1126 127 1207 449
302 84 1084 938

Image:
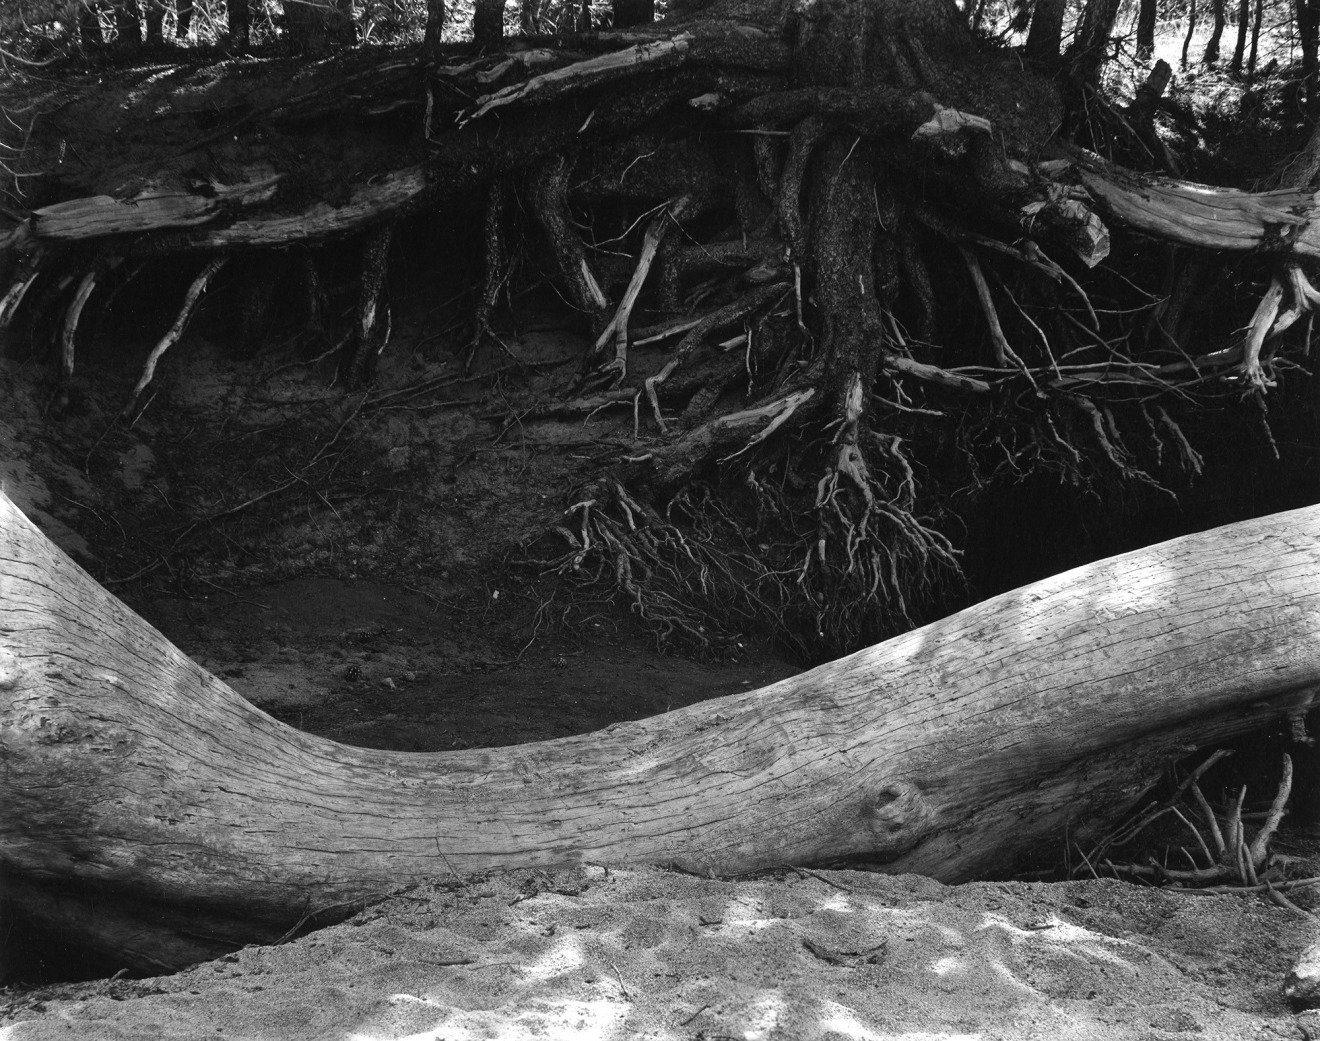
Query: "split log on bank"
2 493 1319 973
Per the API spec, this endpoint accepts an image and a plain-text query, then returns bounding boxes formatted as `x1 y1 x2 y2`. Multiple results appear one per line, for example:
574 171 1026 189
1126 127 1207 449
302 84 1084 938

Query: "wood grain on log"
2 492 1318 971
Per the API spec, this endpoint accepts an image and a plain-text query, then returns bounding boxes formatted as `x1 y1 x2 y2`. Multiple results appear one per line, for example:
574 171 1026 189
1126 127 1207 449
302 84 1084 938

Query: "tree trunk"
112 0 141 49
1182 0 1198 67
1136 0 1157 59
612 0 653 28
1025 0 1066 65
520 0 538 33
143 0 163 44
227 0 248 48
175 0 193 38
3 490 1318 973
1071 0 1121 83
284 0 355 55
1204 0 1225 64
421 0 444 58
473 0 503 44
1300 0 1320 115
1247 0 1262 77
1231 0 1249 75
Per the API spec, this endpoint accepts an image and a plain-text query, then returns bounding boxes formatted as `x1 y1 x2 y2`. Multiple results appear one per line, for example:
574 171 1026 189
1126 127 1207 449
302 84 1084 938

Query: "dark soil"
0 251 801 768
133 574 798 753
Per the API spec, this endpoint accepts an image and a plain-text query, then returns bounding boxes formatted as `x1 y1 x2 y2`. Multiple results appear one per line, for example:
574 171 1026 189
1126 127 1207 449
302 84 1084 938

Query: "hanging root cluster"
1078 750 1300 893
2 7 1316 657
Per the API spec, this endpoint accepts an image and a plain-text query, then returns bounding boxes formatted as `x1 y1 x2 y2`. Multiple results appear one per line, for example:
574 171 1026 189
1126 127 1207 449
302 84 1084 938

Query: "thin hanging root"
1090 752 1294 885
644 282 788 432
718 387 815 463
1035 244 1099 330
1069 394 1168 493
0 257 41 328
588 195 691 385
125 256 227 416
1156 406 1204 476
469 182 507 364
1249 753 1292 867
1242 277 1284 390
959 246 1036 389
300 250 329 335
1088 749 1233 860
349 222 395 385
60 269 99 378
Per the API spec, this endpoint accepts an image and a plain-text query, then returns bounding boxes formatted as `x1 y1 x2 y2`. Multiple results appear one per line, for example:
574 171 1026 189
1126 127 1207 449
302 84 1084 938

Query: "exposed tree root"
529 154 609 330
1085 752 1296 888
1 9 1316 655
585 195 691 387
125 255 227 416
644 282 788 432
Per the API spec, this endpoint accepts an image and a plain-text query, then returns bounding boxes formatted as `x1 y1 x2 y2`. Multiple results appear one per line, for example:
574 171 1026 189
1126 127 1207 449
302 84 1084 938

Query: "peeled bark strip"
28 174 282 242
465 35 693 120
1077 152 1320 254
2 493 1319 971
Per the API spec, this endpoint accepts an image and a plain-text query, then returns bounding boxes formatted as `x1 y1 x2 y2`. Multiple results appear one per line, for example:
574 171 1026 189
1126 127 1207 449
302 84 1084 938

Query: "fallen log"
2 491 1319 974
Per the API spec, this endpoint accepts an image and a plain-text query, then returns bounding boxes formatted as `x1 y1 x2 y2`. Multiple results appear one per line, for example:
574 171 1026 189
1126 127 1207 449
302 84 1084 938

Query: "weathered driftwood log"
2 491 1319 973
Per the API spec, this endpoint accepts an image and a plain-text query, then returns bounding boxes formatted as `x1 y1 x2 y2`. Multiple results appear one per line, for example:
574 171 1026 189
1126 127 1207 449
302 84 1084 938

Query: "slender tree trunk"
473 0 504 43
227 0 249 48
1024 0 1066 64
143 0 163 44
1072 0 1122 83
1136 0 1157 59
1247 0 1262 76
284 0 355 54
1182 0 1198 67
113 0 142 49
1204 0 1225 63
422 0 444 58
519 0 538 32
175 0 193 37
612 0 653 28
1230 0 1249 75
1300 0 1320 114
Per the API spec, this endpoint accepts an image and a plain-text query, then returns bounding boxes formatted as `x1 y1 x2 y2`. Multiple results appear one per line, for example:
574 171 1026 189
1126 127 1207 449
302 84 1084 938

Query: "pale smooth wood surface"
2 491 1318 970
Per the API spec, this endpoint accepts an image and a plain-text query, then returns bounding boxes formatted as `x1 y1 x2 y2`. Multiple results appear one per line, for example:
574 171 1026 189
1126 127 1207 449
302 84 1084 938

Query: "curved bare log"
2 490 1319 972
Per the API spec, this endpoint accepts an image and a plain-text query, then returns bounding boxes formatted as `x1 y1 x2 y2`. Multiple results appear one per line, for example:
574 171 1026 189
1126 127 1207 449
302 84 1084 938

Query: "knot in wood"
0 646 21 689
861 780 929 855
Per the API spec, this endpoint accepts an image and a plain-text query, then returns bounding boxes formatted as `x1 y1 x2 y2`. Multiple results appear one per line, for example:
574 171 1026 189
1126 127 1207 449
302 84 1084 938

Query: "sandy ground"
3 865 1319 1040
